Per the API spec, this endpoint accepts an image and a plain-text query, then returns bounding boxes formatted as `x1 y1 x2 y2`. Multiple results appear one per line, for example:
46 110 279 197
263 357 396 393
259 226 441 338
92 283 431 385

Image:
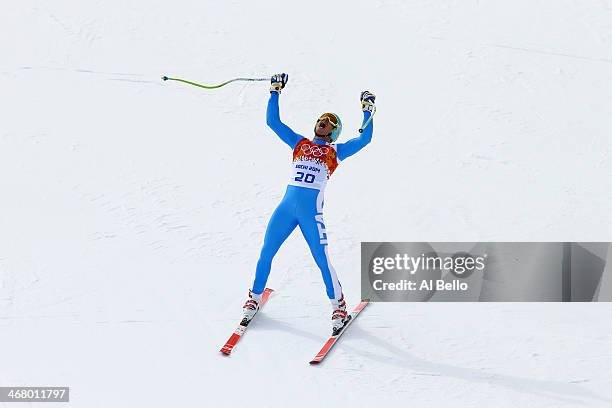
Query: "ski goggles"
317 113 339 128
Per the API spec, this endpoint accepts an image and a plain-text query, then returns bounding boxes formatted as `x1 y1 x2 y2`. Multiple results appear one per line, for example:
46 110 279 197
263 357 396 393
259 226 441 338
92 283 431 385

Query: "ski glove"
270 73 289 94
361 91 376 112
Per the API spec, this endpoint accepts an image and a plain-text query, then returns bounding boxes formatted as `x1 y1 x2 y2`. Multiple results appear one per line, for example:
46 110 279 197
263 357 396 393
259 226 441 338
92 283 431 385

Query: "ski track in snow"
2 1 612 407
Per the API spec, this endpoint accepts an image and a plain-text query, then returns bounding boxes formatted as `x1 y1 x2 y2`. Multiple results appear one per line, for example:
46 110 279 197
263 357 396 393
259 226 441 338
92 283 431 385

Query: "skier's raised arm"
336 91 376 161
266 73 304 149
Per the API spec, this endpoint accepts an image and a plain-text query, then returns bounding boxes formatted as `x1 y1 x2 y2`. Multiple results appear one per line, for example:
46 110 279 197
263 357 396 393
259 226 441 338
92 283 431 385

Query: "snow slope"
1 1 612 407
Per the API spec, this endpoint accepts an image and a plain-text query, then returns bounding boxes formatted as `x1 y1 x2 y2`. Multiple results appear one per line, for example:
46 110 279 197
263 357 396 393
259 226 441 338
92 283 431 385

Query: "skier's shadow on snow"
252 313 611 406
340 324 611 406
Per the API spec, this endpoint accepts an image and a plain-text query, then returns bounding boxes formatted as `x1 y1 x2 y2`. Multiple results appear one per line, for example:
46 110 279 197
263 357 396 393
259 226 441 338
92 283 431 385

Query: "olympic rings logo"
301 144 329 157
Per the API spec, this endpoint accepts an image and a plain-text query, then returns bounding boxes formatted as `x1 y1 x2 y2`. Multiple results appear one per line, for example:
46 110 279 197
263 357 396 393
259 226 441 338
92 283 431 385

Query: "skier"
243 73 375 335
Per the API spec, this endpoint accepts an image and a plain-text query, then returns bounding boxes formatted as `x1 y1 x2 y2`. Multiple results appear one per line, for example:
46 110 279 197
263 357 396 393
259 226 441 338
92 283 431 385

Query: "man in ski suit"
243 73 375 334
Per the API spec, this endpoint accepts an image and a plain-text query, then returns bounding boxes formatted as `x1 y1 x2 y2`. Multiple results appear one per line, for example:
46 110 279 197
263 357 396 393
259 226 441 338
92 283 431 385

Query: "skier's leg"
297 191 342 301
251 197 298 295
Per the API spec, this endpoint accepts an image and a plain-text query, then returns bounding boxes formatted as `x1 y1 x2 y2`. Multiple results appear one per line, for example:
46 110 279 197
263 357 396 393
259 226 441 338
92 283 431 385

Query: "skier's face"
314 115 337 137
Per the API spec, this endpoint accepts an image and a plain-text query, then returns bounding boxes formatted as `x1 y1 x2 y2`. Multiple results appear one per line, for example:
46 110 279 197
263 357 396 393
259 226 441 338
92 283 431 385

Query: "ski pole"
164 75 376 132
359 104 376 133
161 76 268 90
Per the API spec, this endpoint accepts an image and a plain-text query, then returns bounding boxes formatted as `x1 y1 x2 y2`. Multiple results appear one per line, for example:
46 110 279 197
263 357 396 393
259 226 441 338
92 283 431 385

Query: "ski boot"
331 294 350 336
241 290 262 326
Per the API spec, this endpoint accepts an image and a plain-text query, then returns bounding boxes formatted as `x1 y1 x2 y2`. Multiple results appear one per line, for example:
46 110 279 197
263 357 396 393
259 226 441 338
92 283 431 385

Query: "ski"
220 288 274 355
309 299 369 364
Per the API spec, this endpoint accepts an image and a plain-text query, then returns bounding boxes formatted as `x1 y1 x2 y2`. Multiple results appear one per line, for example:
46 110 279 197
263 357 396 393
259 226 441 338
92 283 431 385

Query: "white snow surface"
2 1 612 407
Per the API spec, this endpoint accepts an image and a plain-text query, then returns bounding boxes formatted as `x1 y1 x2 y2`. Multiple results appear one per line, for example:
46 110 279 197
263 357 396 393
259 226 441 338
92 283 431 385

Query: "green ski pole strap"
359 104 376 133
162 76 268 90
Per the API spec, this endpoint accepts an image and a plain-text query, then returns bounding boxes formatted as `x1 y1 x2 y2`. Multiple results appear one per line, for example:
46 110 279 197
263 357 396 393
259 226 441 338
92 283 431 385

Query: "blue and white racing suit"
251 92 373 300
